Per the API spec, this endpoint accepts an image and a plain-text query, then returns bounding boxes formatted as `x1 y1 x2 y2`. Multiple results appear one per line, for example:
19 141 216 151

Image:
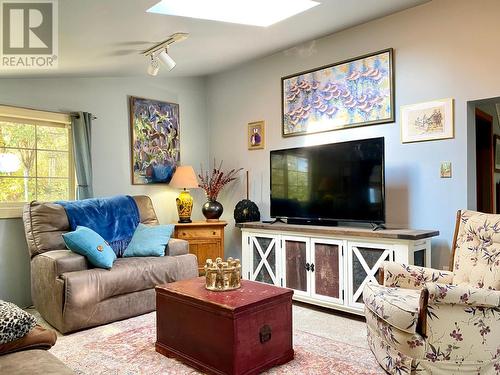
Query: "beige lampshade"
169 166 199 189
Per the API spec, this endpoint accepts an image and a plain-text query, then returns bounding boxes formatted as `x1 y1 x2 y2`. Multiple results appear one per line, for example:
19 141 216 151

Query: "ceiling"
2 0 429 78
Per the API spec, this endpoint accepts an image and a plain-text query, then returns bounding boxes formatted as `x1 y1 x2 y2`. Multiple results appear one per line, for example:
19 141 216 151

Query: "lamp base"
176 189 193 224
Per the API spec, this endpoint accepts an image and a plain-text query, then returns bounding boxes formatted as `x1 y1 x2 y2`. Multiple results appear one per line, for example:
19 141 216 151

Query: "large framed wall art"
281 48 394 137
129 96 180 184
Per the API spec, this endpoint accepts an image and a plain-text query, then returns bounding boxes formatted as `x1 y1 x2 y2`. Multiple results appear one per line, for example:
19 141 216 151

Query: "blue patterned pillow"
62 226 116 269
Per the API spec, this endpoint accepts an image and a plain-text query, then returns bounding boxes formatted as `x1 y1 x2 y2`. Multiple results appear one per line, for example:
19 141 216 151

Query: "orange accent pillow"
0 325 57 355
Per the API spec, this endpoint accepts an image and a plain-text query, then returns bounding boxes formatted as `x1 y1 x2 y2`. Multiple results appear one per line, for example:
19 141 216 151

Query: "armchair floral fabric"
383 262 453 290
363 210 500 374
453 210 500 290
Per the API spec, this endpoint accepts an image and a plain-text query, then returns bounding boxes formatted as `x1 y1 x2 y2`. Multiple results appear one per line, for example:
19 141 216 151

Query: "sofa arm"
165 238 189 256
427 283 500 308
37 250 89 276
381 261 453 290
30 250 87 333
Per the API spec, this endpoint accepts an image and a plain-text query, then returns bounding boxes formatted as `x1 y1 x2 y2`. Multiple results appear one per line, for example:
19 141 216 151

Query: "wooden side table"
173 221 227 274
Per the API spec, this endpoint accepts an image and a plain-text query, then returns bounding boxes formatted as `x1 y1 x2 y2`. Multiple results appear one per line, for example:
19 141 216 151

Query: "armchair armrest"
381 261 453 290
165 238 189 256
30 250 88 332
427 283 500 308
37 250 89 276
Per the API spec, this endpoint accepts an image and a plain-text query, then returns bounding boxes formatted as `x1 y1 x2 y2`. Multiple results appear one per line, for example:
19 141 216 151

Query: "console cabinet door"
310 239 344 304
281 235 310 297
246 234 281 286
346 241 394 310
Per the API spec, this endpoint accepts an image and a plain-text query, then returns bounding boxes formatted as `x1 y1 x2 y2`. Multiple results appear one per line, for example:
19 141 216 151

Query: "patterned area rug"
50 312 383 375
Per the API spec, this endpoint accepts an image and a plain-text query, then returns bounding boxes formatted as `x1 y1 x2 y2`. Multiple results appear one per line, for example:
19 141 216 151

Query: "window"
0 105 74 218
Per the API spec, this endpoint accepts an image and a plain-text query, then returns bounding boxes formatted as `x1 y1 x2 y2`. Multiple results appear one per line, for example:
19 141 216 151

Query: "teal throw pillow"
62 226 116 269
123 223 174 257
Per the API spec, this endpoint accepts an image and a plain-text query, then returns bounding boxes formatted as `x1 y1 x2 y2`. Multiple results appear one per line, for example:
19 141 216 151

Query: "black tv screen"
270 137 385 224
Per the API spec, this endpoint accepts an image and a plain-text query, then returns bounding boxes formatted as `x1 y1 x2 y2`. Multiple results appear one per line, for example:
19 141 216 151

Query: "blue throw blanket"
57 195 140 257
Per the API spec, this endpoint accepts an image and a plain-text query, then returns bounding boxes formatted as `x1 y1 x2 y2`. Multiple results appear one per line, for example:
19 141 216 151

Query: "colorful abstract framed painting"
129 96 180 184
248 121 265 150
400 98 454 143
281 49 394 137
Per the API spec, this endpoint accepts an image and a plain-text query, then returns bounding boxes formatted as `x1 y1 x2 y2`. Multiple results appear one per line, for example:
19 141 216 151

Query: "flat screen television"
270 137 385 225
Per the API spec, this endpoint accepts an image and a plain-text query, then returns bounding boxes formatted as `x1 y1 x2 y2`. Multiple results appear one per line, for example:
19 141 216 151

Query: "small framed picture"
494 135 500 172
440 161 452 178
248 121 265 150
401 98 454 143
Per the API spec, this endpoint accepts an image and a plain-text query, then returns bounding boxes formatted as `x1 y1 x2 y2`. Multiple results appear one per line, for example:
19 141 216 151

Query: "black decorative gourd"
233 199 260 223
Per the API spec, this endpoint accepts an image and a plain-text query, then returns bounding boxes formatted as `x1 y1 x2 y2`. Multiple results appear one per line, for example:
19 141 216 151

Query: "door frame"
475 108 494 213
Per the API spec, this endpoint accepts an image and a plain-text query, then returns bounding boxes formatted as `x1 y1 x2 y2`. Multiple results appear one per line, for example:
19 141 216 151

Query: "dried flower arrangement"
198 160 243 201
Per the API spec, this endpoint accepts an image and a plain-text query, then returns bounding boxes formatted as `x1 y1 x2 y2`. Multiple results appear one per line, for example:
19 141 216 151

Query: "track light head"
158 49 176 71
142 32 187 76
147 55 160 76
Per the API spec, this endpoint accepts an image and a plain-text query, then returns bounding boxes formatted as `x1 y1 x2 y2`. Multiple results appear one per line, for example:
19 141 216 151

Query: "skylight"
147 0 320 27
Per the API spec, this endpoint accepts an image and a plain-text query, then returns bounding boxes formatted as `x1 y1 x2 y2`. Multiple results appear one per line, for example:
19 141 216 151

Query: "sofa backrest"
23 195 159 258
451 209 500 290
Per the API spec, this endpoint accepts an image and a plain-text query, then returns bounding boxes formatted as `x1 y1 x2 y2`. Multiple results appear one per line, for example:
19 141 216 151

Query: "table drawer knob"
212 231 216 235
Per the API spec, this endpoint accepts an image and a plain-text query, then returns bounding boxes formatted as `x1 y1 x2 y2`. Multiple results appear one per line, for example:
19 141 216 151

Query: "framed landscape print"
129 96 180 184
400 98 454 143
281 49 394 137
248 121 265 150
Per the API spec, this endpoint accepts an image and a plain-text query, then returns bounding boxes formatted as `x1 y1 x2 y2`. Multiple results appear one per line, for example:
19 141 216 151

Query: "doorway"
475 108 494 213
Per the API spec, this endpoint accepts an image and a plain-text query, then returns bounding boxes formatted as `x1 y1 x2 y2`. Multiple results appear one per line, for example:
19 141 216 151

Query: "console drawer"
176 228 221 239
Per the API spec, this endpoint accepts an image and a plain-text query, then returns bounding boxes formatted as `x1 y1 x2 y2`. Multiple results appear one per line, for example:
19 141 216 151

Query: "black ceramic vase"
202 199 223 221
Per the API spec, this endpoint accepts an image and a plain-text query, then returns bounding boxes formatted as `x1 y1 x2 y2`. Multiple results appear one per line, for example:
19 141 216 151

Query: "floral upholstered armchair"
363 210 500 374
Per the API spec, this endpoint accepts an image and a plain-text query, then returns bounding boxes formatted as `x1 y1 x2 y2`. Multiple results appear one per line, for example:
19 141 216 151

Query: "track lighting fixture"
158 49 176 71
142 32 188 76
147 55 160 76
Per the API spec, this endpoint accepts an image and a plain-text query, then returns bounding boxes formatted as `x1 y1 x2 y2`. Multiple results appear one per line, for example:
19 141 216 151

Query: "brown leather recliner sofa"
22 195 198 334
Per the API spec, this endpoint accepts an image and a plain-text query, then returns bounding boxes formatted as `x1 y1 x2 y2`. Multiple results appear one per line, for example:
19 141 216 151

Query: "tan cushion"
0 325 56 355
363 282 422 334
23 202 69 258
134 195 159 225
453 210 500 290
0 349 73 374
61 256 190 306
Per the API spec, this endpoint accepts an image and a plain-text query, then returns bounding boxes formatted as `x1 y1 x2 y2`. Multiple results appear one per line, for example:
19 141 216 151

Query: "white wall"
0 76 209 306
206 0 500 268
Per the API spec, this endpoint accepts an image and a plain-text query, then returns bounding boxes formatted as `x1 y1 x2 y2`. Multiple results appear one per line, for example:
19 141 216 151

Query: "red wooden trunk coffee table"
155 277 294 375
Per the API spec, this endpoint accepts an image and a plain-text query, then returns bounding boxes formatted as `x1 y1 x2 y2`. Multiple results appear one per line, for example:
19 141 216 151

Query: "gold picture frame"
281 48 394 137
248 121 265 150
440 161 452 178
400 98 454 143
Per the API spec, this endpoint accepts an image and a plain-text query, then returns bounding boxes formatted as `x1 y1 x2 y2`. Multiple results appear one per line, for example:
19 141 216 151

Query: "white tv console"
239 222 439 316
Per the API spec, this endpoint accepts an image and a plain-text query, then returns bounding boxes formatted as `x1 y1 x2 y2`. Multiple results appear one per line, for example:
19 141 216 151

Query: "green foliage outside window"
0 120 70 203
